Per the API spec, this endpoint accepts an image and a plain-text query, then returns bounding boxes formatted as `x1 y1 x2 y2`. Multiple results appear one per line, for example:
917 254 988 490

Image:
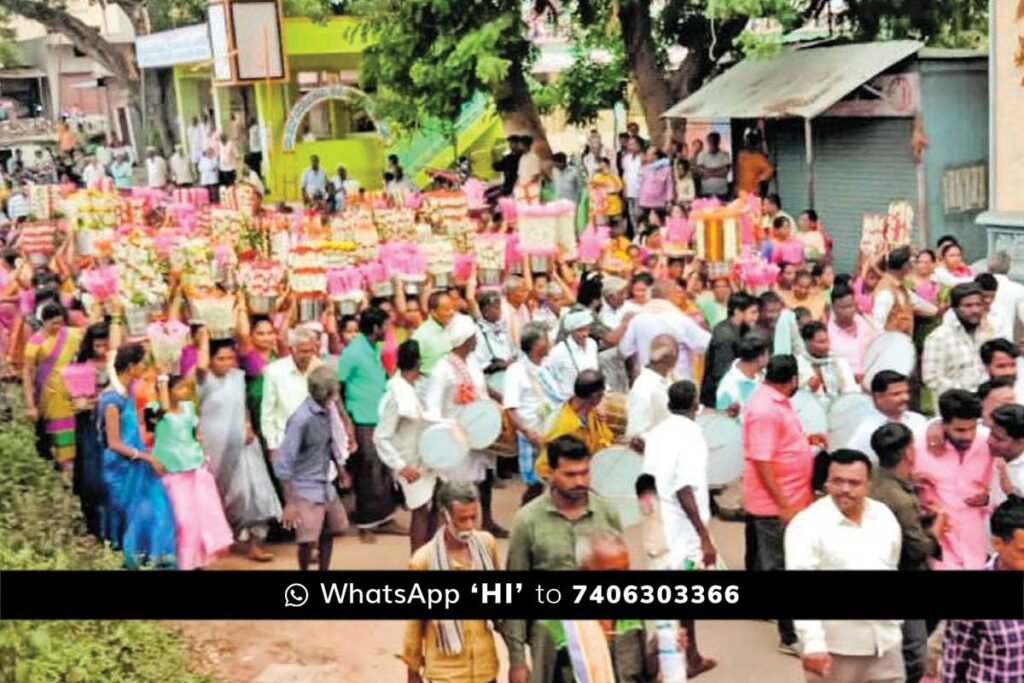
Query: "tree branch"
6 0 137 81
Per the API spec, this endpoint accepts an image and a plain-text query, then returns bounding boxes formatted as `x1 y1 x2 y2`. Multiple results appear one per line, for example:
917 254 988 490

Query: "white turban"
447 314 478 348
601 276 628 297
563 308 593 333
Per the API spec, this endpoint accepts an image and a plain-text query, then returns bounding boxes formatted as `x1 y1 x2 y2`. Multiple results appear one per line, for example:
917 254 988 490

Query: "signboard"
207 0 287 85
825 73 920 118
135 24 211 69
942 163 988 215
991 0 1024 213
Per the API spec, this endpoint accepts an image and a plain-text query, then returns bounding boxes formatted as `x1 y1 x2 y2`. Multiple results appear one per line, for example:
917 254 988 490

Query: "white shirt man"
218 139 238 173
626 367 674 438
715 360 763 414
474 317 515 397
991 273 1024 340
696 147 732 197
188 122 206 164
619 299 711 382
786 479 903 679
301 164 328 200
169 147 193 185
846 408 928 465
621 152 643 200
260 354 322 451
545 335 600 402
81 160 107 188
642 412 710 568
423 352 489 484
6 191 28 220
503 356 557 438
248 123 263 155
198 153 219 188
145 152 168 188
374 372 435 512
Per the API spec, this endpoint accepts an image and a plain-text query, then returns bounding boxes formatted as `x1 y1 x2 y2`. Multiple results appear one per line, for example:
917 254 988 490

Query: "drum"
419 422 469 471
602 392 627 440
456 400 503 450
589 446 644 528
861 332 916 390
827 393 876 451
697 411 743 487
791 389 828 435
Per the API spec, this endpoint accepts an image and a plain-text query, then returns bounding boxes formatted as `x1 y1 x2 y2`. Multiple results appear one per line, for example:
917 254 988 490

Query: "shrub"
0 416 215 682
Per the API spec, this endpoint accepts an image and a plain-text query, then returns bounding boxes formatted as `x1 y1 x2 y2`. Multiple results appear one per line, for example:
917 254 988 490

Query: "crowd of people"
2 121 1023 683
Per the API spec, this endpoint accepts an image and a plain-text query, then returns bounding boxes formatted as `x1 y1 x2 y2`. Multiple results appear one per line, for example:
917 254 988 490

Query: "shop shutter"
768 118 918 273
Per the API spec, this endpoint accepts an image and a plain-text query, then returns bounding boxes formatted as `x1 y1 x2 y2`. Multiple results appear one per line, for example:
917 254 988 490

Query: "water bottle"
655 620 687 683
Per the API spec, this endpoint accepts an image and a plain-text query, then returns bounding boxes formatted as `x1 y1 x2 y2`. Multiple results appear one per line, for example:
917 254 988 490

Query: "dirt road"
174 480 803 682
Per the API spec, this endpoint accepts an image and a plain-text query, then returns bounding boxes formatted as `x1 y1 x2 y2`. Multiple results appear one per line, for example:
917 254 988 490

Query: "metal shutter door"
769 118 918 273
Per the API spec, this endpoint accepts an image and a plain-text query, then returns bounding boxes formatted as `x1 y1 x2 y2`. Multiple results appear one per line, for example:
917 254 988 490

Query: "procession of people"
3 121 1024 683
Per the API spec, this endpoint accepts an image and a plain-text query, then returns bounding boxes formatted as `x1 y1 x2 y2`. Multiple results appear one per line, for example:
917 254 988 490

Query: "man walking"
786 449 904 682
742 354 815 655
870 423 943 683
276 366 350 571
700 292 760 407
337 308 395 540
402 481 501 683
503 434 622 683
625 334 678 438
846 371 928 463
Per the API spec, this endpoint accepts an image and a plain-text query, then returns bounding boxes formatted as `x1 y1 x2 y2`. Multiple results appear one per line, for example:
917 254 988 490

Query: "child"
150 374 234 570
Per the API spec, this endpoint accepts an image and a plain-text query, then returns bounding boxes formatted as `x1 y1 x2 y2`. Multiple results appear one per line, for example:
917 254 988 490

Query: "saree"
96 388 177 568
25 326 82 463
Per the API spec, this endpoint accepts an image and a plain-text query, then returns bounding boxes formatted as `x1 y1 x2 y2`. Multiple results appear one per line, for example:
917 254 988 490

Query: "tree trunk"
619 0 671 149
490 66 550 156
143 67 176 155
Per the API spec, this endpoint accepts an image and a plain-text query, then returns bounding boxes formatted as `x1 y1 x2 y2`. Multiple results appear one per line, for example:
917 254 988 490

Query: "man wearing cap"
145 147 168 189
544 306 600 401
590 275 637 394
424 314 507 537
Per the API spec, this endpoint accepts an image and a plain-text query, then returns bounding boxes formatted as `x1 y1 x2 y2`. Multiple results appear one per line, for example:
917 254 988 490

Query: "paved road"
175 479 804 682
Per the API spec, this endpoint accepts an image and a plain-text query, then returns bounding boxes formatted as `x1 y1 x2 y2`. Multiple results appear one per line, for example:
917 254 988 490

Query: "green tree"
352 0 548 148
0 9 20 69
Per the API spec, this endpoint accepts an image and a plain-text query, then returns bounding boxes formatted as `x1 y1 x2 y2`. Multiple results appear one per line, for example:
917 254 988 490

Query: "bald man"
626 334 679 438
620 280 711 382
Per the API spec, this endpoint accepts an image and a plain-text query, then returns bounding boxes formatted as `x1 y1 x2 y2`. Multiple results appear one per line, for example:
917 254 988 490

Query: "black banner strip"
2 570 1021 620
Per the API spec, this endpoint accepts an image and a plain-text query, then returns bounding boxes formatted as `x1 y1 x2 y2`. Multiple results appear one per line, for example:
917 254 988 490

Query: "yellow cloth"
535 401 613 480
590 172 623 217
401 533 501 683
24 326 83 463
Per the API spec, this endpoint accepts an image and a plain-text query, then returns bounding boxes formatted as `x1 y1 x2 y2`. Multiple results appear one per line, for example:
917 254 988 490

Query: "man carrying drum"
423 314 508 538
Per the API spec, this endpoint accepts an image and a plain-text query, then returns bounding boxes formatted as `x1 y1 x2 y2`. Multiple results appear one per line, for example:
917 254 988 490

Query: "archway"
280 84 389 151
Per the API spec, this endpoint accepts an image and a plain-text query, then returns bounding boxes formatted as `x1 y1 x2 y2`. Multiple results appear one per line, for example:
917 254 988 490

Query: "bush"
0 416 215 682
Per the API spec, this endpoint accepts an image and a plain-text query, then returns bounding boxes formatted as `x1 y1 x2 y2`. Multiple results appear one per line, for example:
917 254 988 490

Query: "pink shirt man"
742 384 815 516
827 315 876 378
914 430 993 570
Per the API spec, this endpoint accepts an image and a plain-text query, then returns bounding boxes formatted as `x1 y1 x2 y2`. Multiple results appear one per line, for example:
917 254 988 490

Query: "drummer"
423 314 507 538
374 340 437 553
472 290 515 401
534 369 613 483
845 370 927 464
503 322 561 502
796 321 859 408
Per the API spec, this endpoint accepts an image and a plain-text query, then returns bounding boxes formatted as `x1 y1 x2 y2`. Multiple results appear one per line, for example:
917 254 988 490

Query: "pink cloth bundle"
327 267 364 297
462 178 487 209
359 261 388 286
80 266 119 301
380 242 426 276
498 197 517 223
61 363 97 398
577 225 609 263
665 216 693 245
732 248 779 288
505 232 522 264
454 253 476 282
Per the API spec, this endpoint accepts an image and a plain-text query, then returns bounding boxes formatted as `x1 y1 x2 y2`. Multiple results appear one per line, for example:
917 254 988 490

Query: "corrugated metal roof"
662 40 923 120
0 68 46 80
